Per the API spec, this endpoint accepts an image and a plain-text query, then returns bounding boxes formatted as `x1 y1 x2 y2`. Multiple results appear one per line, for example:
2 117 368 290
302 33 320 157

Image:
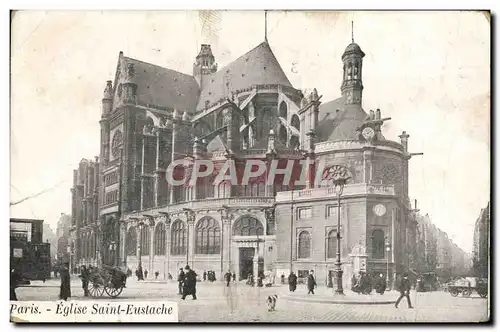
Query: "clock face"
111 130 123 158
362 127 375 140
373 204 387 217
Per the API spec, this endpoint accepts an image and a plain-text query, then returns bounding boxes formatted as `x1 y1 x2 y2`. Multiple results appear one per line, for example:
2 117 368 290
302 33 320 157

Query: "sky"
10 10 490 253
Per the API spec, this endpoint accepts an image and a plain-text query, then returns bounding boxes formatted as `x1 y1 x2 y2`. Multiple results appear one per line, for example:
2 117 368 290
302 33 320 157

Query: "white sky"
10 10 490 253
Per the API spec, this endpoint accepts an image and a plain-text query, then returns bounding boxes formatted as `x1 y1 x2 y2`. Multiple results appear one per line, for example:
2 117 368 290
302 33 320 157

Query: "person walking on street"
395 273 413 308
59 262 71 301
224 270 232 287
177 268 185 295
288 271 297 292
203 270 207 282
79 265 90 297
144 270 148 279
181 265 197 300
307 270 317 295
10 267 21 301
232 272 236 282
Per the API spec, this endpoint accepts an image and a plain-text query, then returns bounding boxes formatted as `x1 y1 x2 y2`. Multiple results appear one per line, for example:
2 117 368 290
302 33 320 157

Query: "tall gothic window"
140 226 150 256
126 227 137 256
233 216 264 236
372 229 385 259
154 223 166 256
327 229 338 259
298 230 311 259
171 220 187 256
195 217 221 255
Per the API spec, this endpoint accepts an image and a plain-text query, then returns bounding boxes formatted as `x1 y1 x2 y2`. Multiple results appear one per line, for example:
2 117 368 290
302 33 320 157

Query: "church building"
69 28 422 286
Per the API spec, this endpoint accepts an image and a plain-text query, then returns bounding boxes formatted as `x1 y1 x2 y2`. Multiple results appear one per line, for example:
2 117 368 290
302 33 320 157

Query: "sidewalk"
280 287 399 305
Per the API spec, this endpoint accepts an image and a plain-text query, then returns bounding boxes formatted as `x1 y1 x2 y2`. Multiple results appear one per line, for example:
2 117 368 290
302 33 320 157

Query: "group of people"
134 264 148 281
286 270 317 294
177 266 198 300
203 270 217 282
223 270 237 286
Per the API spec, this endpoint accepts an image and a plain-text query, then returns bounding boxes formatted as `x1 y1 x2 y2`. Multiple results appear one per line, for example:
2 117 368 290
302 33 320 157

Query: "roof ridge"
123 56 194 78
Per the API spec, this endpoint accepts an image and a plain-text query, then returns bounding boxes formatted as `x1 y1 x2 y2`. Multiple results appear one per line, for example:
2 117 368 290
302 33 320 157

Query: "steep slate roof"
117 56 200 112
196 41 293 110
318 97 374 141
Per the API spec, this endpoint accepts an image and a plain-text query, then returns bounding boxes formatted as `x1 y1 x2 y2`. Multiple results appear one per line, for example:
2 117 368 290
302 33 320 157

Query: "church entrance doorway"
239 247 255 280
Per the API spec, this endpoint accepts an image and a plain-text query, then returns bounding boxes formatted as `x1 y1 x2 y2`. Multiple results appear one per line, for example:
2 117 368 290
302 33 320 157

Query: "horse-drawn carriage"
447 278 487 298
87 265 128 298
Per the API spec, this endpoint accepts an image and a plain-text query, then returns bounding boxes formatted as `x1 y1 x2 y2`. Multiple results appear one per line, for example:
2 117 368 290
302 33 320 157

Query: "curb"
280 294 397 305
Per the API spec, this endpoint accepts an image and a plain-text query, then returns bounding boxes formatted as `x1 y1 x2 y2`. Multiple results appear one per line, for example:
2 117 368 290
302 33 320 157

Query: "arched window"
290 136 299 150
372 229 385 259
291 114 300 132
279 125 287 143
140 226 150 256
195 217 221 255
126 227 137 256
154 223 166 256
171 220 187 255
279 101 288 119
298 230 311 259
233 216 264 236
327 229 338 259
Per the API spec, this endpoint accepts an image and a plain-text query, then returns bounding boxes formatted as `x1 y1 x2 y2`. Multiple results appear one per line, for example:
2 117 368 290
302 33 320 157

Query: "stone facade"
71 36 427 284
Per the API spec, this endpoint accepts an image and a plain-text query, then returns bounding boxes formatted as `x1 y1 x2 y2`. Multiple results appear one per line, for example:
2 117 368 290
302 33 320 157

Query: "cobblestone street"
15 278 489 322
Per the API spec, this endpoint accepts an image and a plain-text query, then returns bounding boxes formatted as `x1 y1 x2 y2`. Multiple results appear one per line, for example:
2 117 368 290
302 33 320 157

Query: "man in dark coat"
181 265 197 300
144 270 148 279
288 272 297 292
59 262 71 301
78 265 90 297
375 274 387 295
203 270 207 281
224 270 232 287
177 268 185 295
10 267 21 301
136 264 144 281
307 270 317 295
395 273 413 308
232 272 236 282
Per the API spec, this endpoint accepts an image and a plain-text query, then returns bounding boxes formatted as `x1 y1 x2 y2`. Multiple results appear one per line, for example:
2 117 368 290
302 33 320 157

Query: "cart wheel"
104 285 124 298
88 277 105 298
450 289 459 297
462 289 472 297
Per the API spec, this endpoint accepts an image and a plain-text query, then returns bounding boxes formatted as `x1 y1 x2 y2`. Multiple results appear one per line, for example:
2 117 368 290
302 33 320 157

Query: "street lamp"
325 165 351 296
385 236 391 290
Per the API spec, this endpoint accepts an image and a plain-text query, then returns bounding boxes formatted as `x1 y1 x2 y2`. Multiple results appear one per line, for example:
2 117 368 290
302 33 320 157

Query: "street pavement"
15 277 489 323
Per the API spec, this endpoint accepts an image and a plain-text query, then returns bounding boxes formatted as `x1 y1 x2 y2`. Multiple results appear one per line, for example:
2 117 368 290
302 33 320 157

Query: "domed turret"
341 23 365 105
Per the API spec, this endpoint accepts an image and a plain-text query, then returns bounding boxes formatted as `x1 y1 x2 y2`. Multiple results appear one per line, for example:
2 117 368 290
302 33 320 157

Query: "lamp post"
325 165 351 296
385 236 391 290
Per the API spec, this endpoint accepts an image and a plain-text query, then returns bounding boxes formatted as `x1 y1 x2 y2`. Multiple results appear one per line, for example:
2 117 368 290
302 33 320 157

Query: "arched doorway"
232 216 264 280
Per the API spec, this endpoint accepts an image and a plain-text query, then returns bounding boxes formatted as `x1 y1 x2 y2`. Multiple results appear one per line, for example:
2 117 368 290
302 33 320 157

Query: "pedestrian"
232 272 236 282
181 265 197 300
203 270 207 281
10 267 21 301
281 273 285 284
307 270 317 295
375 274 386 295
177 268 185 295
79 265 90 297
395 273 413 309
288 271 297 292
144 270 148 279
168 273 173 280
224 269 232 287
59 262 71 301
155 271 159 280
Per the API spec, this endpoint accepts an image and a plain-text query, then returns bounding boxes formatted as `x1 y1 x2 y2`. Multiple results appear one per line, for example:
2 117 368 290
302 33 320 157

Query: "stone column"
136 226 141 259
222 214 232 272
149 226 155 274
165 221 171 279
253 242 259 283
363 148 374 184
154 130 161 207
140 135 146 210
187 215 196 266
120 222 127 267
